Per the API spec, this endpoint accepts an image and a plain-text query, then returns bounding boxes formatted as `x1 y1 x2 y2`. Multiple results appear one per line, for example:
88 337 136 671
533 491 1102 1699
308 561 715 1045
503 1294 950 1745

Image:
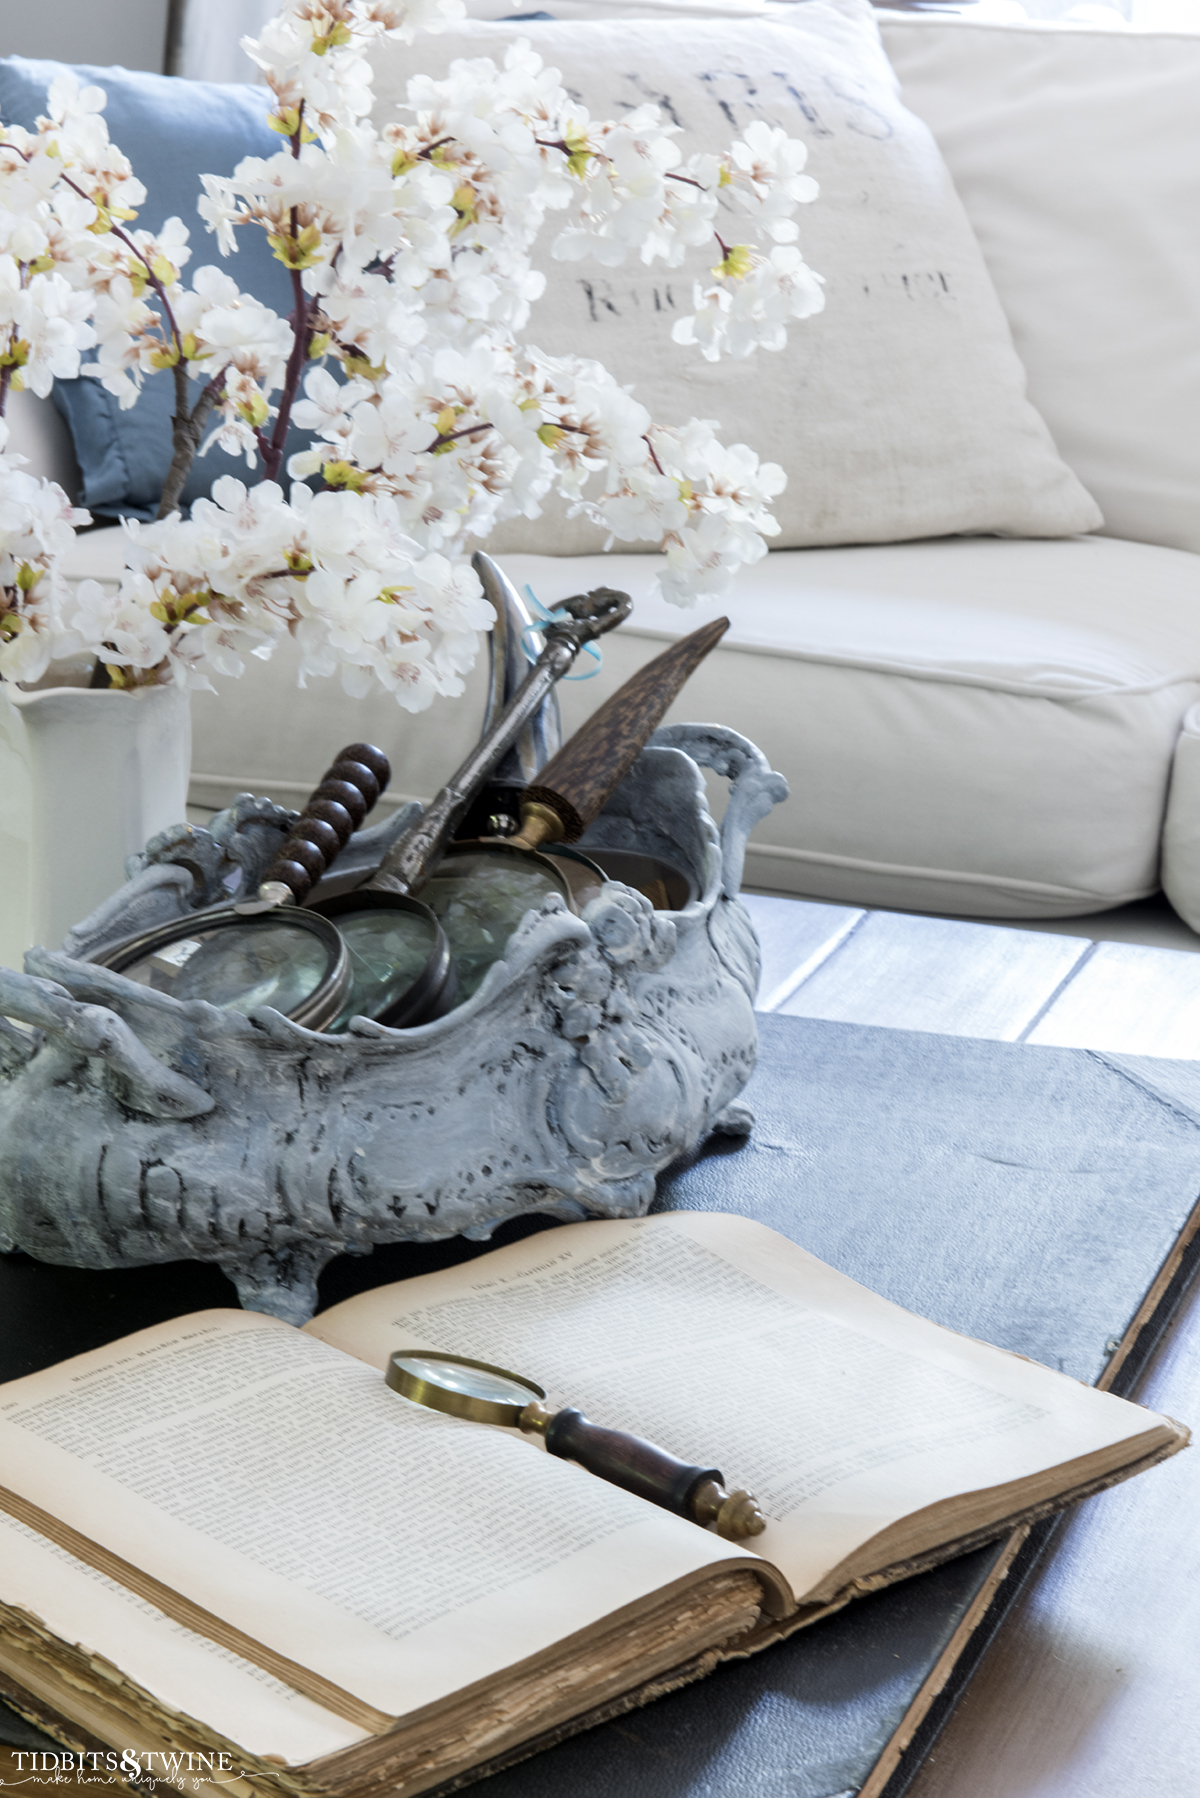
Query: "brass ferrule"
518 1400 555 1436
510 802 566 852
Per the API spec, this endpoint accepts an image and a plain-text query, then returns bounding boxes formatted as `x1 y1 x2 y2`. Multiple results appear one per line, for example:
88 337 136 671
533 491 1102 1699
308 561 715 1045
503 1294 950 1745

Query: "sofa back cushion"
0 57 295 521
879 13 1200 559
377 0 1100 556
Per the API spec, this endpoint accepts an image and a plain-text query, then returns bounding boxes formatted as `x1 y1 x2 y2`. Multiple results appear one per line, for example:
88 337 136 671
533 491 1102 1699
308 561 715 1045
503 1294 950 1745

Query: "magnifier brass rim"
307 888 458 1029
541 843 608 881
94 905 353 1031
582 847 696 912
385 1350 546 1427
438 839 601 915
443 841 694 916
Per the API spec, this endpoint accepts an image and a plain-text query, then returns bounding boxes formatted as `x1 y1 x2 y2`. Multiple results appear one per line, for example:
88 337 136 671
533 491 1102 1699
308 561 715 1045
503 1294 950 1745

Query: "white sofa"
13 10 1200 926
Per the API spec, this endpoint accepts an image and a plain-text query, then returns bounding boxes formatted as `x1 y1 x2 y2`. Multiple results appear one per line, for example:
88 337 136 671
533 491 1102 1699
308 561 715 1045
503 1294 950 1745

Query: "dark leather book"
3 1013 1199 1796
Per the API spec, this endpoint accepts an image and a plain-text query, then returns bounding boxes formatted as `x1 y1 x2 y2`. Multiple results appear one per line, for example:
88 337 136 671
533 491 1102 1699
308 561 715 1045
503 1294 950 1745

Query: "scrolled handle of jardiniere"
649 723 790 899
0 964 213 1121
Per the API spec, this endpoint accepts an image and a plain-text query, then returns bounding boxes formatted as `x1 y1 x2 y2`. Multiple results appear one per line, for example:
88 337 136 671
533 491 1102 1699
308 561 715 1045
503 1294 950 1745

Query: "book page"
0 1512 366 1767
0 1310 775 1723
306 1212 1179 1603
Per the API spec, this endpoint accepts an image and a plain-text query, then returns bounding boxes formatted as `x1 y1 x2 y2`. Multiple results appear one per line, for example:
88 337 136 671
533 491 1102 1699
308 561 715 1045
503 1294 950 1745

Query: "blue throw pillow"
0 57 304 519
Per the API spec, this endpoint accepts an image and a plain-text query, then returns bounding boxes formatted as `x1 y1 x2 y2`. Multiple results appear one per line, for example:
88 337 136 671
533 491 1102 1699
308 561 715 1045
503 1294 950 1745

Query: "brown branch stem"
422 420 493 454
258 249 317 485
156 368 224 519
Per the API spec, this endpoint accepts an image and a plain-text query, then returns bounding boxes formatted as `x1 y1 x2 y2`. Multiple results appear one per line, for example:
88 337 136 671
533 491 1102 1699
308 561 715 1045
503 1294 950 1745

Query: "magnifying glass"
418 842 604 1004
95 743 398 1029
386 1350 766 1541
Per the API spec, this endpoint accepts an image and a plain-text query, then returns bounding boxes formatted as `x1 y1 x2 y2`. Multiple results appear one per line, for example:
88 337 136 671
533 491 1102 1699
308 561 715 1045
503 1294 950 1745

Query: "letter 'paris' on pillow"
0 57 298 520
378 0 1102 553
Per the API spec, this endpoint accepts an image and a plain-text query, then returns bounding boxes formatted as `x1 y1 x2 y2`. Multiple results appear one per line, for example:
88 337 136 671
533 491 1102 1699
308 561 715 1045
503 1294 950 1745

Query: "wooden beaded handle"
260 742 391 903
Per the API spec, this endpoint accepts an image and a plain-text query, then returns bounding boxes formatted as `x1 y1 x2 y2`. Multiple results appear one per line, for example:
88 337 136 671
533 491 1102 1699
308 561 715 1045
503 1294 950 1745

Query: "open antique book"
0 1212 1186 1797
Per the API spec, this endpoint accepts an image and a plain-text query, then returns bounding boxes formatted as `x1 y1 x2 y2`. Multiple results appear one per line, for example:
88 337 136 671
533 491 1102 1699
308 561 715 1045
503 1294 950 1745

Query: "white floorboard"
746 887 1200 957
737 894 862 1012
1026 942 1200 1058
770 909 1090 1042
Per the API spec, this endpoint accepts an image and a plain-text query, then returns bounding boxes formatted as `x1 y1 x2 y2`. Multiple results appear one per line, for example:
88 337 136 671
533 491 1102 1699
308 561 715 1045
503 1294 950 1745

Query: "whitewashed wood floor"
741 894 1200 1798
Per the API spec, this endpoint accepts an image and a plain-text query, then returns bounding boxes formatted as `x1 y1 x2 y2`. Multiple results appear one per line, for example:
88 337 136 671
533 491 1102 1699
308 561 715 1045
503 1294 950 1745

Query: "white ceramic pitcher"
0 666 190 969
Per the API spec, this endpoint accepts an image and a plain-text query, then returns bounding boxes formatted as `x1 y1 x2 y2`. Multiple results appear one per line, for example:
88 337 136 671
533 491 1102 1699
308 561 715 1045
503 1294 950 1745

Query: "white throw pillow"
879 13 1200 559
372 0 1100 555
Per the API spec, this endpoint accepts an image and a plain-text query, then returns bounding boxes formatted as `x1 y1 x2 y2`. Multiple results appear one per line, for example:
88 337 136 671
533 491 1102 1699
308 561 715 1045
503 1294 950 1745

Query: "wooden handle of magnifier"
512 616 729 847
528 1406 766 1539
538 1407 722 1518
261 742 391 902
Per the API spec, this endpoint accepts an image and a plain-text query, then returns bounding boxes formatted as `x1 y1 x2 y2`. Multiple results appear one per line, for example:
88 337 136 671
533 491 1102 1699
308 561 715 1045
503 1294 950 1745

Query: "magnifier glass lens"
329 907 440 1030
120 920 331 1016
424 851 563 1001
391 1355 537 1407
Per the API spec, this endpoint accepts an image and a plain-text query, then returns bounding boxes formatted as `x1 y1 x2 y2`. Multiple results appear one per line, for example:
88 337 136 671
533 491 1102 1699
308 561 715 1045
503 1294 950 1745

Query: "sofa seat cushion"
506 536 1200 918
61 530 1200 921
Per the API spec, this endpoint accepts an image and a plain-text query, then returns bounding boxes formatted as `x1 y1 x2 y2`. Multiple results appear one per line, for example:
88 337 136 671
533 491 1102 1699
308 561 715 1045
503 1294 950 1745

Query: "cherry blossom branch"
254 104 317 487
259 254 318 484
157 369 226 519
0 143 183 343
0 143 213 515
0 27 819 698
423 419 493 454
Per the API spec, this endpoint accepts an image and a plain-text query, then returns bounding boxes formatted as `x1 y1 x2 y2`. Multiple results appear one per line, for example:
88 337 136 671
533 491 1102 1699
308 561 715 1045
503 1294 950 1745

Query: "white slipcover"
56 526 1197 922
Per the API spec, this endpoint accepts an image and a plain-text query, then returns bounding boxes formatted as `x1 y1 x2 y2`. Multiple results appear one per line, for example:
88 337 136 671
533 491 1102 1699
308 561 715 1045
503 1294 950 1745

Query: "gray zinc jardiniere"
0 724 786 1323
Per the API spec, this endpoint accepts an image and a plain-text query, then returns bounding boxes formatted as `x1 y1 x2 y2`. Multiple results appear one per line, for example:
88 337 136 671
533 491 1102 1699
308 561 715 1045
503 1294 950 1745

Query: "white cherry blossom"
1 1 826 699
0 458 91 682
